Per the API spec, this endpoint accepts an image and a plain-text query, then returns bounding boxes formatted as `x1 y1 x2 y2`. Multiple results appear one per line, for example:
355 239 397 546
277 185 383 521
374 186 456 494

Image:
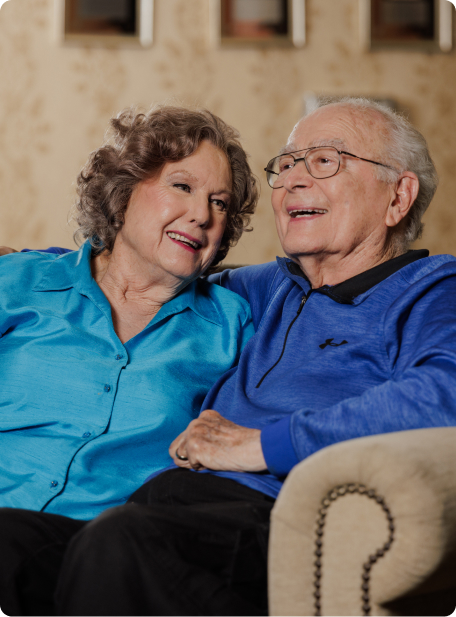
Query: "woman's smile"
166 230 203 252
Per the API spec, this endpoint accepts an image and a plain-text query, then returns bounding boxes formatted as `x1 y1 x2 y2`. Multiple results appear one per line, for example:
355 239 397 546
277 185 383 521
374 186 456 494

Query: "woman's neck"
91 243 186 343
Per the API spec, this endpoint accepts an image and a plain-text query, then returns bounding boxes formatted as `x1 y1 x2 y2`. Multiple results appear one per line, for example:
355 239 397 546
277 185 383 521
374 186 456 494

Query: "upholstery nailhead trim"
313 483 395 616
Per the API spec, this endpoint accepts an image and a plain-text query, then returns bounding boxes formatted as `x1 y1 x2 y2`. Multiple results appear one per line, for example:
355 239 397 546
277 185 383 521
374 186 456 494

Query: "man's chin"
284 244 326 261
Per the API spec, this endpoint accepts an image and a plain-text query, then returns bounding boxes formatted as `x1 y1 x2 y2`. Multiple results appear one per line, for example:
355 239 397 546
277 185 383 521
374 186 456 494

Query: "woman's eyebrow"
167 170 232 197
167 170 199 182
212 187 232 200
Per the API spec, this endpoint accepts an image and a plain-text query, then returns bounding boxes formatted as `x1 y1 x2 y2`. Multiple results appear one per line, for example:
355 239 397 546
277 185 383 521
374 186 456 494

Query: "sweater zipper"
255 292 309 388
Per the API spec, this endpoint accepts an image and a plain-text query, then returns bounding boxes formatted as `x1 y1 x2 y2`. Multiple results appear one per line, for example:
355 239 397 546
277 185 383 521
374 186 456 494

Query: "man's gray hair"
313 97 438 247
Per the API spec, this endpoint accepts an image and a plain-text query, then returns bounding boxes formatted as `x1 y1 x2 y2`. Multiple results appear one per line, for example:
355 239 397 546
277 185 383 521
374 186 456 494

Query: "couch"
268 427 456 616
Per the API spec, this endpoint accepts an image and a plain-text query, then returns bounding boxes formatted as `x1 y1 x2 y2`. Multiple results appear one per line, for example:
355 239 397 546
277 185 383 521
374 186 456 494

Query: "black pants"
0 469 274 616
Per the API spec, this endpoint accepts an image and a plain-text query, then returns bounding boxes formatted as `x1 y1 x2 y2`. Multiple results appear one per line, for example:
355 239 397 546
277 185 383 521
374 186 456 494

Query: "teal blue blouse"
0 243 253 520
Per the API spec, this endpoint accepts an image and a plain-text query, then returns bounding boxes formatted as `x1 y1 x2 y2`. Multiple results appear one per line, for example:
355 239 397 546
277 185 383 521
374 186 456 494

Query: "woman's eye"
211 199 227 211
174 183 191 193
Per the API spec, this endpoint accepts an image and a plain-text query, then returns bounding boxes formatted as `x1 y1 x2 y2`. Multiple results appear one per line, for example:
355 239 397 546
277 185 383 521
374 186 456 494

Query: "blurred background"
0 0 455 264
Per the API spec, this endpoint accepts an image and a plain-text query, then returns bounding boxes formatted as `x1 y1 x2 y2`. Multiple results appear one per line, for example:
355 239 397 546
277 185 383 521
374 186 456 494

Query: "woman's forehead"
161 144 232 191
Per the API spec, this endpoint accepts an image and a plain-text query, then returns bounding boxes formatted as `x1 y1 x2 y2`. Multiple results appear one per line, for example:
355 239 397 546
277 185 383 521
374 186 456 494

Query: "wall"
0 0 455 263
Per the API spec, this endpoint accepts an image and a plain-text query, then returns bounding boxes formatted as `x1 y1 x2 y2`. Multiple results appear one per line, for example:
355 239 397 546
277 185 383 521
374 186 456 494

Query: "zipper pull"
297 294 308 315
255 291 308 389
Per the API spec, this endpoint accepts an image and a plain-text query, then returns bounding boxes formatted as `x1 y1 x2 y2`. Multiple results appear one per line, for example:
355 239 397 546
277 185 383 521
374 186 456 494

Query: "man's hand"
169 409 267 473
0 246 17 256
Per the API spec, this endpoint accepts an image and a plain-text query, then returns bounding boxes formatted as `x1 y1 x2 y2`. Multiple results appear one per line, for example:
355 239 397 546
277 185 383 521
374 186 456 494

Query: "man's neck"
292 244 401 289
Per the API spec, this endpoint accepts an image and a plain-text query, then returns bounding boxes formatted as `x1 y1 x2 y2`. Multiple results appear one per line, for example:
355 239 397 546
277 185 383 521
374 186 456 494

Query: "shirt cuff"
261 416 300 478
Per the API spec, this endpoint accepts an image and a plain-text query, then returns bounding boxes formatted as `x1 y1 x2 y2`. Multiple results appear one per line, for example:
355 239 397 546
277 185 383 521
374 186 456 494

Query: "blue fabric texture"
21 247 73 255
198 253 456 499
0 243 253 520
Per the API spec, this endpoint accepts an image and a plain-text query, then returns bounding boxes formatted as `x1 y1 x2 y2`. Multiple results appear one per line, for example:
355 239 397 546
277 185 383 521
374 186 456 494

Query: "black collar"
287 249 429 304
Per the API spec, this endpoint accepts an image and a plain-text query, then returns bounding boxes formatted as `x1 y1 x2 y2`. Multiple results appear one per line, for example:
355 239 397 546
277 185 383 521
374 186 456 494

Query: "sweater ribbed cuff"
261 417 299 478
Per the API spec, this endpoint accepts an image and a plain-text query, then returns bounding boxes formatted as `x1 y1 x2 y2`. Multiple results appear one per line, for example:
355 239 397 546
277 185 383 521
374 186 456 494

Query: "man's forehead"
280 137 347 155
283 107 383 155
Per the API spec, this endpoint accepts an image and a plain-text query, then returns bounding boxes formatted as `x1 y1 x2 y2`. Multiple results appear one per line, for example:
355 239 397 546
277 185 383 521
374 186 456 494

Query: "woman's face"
117 141 232 285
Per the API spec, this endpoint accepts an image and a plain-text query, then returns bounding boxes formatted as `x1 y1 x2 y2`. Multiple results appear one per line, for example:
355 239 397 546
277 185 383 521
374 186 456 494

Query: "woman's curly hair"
72 105 259 272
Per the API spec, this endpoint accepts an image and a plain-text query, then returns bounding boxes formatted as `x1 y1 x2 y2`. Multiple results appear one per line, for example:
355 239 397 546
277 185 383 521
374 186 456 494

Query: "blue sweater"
202 250 456 498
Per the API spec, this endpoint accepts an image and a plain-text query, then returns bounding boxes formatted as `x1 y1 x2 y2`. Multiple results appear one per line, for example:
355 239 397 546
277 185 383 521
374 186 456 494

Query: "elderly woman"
0 105 257 615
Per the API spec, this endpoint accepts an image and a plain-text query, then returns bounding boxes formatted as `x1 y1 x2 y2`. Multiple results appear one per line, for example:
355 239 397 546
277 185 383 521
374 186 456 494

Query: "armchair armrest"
268 427 456 616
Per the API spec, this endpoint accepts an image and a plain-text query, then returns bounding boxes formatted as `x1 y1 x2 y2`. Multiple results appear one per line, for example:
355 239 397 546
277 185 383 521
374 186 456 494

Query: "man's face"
271 105 398 266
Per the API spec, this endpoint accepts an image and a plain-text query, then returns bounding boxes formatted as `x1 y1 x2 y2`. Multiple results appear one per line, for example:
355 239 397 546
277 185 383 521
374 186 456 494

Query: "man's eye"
174 183 191 193
278 158 294 173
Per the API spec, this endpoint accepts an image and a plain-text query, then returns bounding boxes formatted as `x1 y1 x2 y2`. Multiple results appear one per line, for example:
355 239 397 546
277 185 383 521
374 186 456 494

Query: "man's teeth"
289 209 326 217
167 232 200 249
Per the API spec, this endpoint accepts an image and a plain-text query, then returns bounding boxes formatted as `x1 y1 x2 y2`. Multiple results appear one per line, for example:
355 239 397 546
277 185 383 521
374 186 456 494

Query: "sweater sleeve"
208 263 283 330
261 269 456 476
21 247 73 254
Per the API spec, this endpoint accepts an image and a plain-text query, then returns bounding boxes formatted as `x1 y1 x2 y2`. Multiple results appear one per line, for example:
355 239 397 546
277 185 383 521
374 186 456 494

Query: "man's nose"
283 158 313 190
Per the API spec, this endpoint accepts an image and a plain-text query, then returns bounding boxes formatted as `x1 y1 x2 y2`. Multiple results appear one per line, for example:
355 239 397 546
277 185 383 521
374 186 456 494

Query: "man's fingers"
0 246 17 256
168 409 248 471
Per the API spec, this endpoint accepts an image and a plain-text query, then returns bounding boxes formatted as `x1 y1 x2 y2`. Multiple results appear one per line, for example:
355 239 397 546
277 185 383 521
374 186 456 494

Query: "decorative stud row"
313 483 395 616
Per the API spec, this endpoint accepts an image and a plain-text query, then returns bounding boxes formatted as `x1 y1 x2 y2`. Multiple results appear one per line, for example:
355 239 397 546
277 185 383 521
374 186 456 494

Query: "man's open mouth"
166 232 202 250
289 209 327 218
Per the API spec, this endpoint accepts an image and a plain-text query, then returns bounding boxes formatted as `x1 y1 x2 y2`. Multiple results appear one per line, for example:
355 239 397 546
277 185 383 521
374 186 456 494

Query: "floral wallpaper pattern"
0 0 455 261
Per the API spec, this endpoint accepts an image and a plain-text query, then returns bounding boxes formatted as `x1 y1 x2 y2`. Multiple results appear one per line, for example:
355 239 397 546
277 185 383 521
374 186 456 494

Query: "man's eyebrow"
308 138 347 150
278 138 348 156
278 143 296 155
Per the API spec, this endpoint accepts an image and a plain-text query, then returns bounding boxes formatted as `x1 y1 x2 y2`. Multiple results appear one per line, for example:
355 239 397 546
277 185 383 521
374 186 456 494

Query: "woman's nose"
189 197 211 227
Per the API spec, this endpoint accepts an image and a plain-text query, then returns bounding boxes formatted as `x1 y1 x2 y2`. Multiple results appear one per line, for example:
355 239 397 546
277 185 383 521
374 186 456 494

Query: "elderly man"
7 98 456 616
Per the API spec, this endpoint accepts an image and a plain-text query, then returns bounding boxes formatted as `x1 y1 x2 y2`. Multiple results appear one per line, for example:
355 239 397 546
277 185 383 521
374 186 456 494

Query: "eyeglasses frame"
264 146 399 189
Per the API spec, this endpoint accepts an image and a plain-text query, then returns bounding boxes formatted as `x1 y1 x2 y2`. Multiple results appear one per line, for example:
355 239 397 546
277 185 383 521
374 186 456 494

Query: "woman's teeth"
167 232 201 249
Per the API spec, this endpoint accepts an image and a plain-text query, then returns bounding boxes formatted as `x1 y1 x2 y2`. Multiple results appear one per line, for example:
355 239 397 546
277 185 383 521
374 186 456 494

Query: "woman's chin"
166 263 204 284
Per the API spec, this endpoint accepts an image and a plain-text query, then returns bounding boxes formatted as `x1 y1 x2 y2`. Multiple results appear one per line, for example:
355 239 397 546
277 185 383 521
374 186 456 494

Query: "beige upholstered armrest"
268 427 456 616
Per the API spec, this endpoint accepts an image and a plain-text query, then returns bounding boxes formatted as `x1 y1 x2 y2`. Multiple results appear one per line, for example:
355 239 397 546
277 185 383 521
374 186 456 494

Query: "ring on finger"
175 448 188 461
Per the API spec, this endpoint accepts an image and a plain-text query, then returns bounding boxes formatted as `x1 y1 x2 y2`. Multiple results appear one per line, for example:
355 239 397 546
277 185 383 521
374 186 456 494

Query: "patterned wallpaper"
0 0 455 263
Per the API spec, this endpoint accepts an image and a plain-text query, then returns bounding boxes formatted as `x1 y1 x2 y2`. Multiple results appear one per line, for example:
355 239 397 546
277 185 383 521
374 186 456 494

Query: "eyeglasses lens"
267 147 340 188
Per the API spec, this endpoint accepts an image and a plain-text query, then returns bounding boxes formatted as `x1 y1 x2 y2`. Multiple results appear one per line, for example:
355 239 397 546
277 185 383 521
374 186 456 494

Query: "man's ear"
385 172 419 228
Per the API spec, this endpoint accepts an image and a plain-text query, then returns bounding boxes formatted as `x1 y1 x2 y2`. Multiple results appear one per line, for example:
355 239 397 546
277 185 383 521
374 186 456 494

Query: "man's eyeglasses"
264 146 398 189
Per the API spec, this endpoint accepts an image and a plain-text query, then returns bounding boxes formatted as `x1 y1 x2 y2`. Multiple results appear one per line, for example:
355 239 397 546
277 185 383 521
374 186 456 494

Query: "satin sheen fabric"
0 243 253 520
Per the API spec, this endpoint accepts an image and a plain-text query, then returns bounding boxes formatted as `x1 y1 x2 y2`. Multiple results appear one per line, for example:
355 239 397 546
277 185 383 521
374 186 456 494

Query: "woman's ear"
386 172 420 228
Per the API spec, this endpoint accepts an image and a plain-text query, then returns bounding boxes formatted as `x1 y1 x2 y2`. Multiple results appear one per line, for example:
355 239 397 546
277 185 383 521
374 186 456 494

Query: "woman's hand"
170 409 267 473
0 246 17 256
